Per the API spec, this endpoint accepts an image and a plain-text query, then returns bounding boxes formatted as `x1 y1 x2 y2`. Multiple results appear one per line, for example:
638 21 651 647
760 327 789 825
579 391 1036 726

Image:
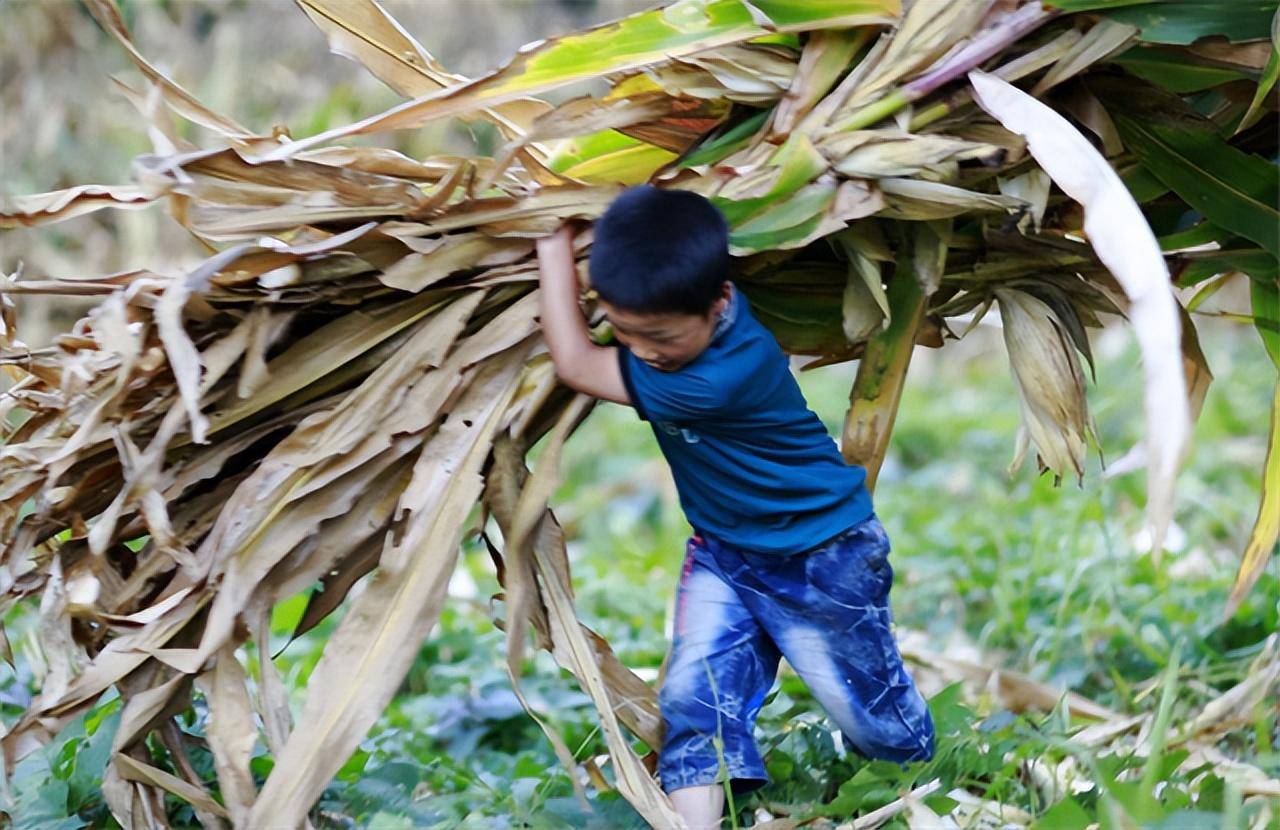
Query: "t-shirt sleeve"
615 345 724 423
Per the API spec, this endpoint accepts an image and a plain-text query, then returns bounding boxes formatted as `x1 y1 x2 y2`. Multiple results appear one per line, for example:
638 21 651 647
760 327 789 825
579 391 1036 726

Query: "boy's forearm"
536 228 595 367
535 227 630 404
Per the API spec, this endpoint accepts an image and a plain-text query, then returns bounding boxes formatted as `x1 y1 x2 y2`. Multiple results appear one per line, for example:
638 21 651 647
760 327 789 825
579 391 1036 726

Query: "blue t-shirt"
615 283 873 555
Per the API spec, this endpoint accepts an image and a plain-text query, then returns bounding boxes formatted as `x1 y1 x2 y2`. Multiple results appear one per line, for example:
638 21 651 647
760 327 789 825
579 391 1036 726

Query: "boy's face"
599 281 732 372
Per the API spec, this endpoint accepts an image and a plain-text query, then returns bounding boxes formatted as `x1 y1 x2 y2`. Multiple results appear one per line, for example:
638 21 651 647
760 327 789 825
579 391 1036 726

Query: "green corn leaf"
1175 249 1279 286
1252 276 1280 369
1048 1 1277 44
1158 220 1230 252
1237 9 1280 133
1099 79 1280 256
712 131 829 225
1112 48 1250 92
1119 163 1170 202
678 108 772 168
549 129 677 184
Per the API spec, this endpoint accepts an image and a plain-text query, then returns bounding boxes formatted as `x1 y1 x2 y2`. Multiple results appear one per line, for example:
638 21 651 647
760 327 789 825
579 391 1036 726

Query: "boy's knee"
846 706 935 765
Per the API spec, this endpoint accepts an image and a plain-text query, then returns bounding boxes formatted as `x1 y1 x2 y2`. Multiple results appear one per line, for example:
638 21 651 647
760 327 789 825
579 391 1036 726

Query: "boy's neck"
712 282 738 341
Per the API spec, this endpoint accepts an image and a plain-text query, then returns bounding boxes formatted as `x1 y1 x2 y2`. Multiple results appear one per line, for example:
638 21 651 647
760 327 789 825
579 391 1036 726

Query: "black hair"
588 184 730 315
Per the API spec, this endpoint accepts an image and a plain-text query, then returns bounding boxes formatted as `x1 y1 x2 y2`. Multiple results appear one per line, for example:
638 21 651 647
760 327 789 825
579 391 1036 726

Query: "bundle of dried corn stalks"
2 0 1276 826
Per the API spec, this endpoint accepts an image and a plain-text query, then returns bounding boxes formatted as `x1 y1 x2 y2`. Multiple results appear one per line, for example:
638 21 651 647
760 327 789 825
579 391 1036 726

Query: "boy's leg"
788 516 933 762
711 516 935 764
669 785 724 830
659 535 782 818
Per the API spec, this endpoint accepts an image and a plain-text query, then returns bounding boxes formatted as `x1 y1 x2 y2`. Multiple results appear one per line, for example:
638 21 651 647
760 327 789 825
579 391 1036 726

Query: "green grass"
4 319 1277 829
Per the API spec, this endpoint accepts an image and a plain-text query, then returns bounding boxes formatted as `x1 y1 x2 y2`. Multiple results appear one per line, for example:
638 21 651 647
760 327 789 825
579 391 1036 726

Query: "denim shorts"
657 512 935 795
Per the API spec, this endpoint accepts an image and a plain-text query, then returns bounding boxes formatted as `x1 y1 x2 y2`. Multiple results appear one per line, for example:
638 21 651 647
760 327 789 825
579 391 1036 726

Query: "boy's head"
589 184 732 372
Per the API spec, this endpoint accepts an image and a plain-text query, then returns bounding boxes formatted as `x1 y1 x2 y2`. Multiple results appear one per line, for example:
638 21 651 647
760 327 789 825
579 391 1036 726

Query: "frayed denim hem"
660 760 770 796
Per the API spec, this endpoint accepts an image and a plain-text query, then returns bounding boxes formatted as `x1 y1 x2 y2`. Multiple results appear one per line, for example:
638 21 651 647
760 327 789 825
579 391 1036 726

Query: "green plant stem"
842 268 926 490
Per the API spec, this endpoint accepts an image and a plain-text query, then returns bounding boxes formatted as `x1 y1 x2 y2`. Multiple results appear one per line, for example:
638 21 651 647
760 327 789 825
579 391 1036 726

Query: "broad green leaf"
739 281 848 353
678 108 771 168
1158 220 1229 252
749 32 802 47
1237 9 1280 132
1099 79 1280 256
747 293 844 356
1120 163 1170 202
549 130 677 184
733 180 836 234
547 124 680 172
730 178 884 255
1113 48 1250 92
560 144 675 184
731 211 829 253
1252 276 1280 368
1175 248 1279 286
1048 1 1277 44
712 131 828 225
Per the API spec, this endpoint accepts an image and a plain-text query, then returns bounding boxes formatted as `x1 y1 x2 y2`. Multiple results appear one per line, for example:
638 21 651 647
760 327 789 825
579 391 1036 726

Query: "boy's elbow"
548 352 588 391
544 342 624 402
551 354 612 400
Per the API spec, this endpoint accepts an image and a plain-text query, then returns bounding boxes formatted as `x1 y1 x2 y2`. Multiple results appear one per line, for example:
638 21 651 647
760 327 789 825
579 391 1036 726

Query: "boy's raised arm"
535 224 631 406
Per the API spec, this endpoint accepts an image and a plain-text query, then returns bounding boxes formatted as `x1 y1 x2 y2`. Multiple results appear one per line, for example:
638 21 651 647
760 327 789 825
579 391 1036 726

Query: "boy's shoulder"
701 285 785 377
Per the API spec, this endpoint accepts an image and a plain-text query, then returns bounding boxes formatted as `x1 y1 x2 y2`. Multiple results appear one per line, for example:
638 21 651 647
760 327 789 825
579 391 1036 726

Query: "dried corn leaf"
246 344 531 829
997 288 1091 483
971 69 1189 556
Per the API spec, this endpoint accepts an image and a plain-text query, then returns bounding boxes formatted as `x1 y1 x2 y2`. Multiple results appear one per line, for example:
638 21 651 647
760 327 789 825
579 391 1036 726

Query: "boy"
534 184 934 829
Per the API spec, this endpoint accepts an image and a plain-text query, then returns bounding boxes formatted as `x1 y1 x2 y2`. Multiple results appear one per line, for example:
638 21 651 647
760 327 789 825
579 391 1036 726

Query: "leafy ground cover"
6 313 1275 829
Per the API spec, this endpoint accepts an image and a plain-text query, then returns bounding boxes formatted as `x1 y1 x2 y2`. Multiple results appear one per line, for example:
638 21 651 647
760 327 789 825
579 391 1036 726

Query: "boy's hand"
535 221 576 251
535 220 630 406
534 221 581 306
